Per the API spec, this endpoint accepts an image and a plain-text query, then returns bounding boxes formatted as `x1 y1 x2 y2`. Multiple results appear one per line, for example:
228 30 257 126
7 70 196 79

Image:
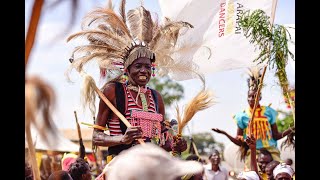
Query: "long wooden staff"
25 122 41 180
25 0 44 71
92 116 102 176
248 0 278 136
74 111 86 159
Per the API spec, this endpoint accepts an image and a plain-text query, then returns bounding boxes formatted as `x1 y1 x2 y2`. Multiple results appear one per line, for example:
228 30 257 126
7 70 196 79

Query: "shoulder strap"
150 88 159 113
114 82 127 134
115 81 125 116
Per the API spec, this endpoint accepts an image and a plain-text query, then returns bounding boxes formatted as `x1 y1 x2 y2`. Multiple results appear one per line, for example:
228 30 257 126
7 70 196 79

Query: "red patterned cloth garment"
107 84 162 139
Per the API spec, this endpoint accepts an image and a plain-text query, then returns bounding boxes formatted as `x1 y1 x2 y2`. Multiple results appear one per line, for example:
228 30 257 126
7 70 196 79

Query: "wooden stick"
74 110 86 159
25 0 44 71
74 111 83 140
248 0 278 136
192 141 199 157
85 74 145 145
25 123 41 180
81 122 108 131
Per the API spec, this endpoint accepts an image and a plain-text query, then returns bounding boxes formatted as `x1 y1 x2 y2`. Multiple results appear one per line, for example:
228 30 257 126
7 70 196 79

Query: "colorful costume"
107 81 164 156
66 1 201 164
235 67 281 170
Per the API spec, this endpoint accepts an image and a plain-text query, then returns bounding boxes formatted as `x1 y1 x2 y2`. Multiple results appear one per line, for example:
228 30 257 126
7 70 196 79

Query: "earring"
151 63 156 77
121 69 128 82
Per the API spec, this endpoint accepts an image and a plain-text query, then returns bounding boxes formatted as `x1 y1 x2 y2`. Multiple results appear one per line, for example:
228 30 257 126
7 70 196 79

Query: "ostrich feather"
70 44 122 57
247 66 263 91
71 52 123 73
67 30 130 48
82 8 131 37
149 21 193 50
127 6 154 43
119 0 126 24
81 74 97 117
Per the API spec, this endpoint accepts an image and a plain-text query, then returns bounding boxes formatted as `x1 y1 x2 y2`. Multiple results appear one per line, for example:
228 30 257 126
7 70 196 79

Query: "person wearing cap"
105 143 204 180
272 163 294 180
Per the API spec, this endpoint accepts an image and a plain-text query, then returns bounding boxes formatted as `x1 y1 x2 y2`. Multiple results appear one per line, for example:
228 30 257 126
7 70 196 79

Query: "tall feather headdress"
246 66 263 92
66 0 202 82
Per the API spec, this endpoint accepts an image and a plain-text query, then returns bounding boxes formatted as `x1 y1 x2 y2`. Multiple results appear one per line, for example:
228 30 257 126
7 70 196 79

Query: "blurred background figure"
273 163 294 180
265 161 280 180
105 143 203 180
284 158 293 167
48 170 73 180
181 154 204 180
68 158 92 180
203 149 228 180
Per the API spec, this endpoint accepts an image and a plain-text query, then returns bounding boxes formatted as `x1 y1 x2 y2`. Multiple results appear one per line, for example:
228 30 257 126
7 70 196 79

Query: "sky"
25 0 295 147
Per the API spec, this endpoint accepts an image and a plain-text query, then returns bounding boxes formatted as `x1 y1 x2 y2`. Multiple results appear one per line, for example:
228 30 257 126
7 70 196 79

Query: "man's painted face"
127 57 152 87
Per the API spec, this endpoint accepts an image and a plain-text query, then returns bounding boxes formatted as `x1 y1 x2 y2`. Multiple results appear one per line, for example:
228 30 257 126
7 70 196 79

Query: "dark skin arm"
92 83 143 147
156 90 187 152
245 135 263 180
271 124 294 140
212 127 244 146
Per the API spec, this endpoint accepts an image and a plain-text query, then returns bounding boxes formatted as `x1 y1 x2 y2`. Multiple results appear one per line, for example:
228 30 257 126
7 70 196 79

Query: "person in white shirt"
203 149 228 180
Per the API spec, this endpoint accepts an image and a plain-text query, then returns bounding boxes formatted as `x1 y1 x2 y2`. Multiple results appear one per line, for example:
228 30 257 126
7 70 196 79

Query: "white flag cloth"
159 0 275 78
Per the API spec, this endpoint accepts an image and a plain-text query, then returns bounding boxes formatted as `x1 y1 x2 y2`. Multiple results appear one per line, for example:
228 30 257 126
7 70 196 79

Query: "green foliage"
183 132 225 157
276 110 294 132
239 9 295 69
239 9 295 107
148 75 184 119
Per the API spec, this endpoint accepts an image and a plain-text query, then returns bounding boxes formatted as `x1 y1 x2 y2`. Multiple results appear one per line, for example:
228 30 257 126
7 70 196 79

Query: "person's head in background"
284 158 293 166
209 149 221 166
273 163 294 180
257 148 273 173
186 154 201 161
48 170 73 180
25 161 33 180
68 158 91 180
61 153 78 171
265 160 280 180
106 143 203 180
182 154 204 180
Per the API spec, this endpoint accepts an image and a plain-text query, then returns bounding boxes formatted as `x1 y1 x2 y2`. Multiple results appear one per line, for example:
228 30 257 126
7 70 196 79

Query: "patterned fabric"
234 106 278 149
130 110 162 138
108 84 158 136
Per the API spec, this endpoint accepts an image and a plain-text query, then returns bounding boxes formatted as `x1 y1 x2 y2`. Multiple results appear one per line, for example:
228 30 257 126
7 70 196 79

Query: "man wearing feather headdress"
66 0 199 163
212 67 294 174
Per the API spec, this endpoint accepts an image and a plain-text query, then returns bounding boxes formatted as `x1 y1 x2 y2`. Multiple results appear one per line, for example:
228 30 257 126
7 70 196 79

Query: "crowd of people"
25 1 295 180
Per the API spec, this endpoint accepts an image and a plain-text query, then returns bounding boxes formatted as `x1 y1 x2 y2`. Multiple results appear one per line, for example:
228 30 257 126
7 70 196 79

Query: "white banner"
159 0 275 76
